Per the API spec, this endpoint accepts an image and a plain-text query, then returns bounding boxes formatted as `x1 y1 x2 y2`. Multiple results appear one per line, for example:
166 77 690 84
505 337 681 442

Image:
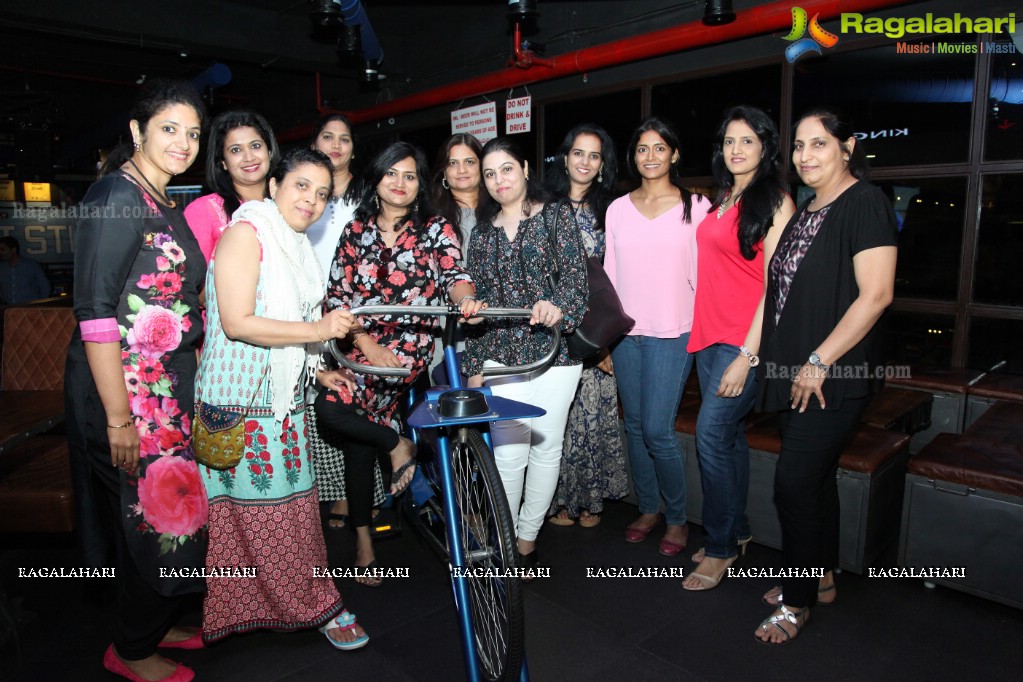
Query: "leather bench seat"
861 387 933 435
967 373 1023 401
887 366 984 394
0 435 74 533
898 399 1023 608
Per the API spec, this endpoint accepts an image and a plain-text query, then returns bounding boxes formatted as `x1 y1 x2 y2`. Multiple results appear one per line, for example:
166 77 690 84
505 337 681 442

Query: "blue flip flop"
320 610 369 651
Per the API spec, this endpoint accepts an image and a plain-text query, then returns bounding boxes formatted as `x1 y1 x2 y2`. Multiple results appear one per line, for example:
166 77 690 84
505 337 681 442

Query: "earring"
373 194 380 210
442 178 450 190
412 199 419 215
597 168 604 183
133 142 140 152
844 156 850 161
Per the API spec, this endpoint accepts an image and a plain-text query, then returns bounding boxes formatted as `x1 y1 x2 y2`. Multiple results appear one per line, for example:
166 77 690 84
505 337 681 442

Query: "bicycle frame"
329 304 560 682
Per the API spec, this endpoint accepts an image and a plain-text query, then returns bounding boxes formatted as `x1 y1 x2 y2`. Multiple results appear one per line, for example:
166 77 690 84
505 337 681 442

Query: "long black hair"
353 141 435 231
710 106 786 260
544 123 618 231
205 109 279 217
793 107 870 180
625 116 693 223
310 113 361 203
430 133 485 233
477 136 551 223
101 78 206 176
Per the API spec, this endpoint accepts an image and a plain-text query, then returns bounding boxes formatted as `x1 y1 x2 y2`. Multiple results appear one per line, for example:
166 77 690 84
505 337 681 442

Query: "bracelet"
456 295 477 305
315 319 326 344
107 419 134 429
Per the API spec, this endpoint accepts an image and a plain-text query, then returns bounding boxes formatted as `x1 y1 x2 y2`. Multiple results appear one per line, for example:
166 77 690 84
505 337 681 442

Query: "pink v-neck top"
604 193 708 338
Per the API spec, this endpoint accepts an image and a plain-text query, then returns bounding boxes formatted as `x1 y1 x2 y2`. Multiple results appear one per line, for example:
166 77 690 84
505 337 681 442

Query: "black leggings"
774 395 869 609
92 467 185 660
314 389 400 528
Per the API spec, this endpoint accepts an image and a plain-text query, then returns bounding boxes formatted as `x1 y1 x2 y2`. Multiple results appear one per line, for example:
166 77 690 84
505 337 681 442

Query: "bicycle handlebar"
326 305 561 379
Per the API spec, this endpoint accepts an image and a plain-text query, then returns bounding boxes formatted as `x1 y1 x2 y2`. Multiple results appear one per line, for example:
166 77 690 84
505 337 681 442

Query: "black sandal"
517 550 539 582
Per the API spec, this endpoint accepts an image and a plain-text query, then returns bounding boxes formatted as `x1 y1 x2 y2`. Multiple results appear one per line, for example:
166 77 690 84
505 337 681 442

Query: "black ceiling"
0 0 720 173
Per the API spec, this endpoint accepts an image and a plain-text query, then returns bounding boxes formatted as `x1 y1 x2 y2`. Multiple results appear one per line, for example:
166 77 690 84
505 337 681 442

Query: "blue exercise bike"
330 303 560 682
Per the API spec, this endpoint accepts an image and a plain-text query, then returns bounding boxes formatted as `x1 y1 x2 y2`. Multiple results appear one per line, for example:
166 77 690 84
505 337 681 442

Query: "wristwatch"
739 345 760 367
808 352 831 374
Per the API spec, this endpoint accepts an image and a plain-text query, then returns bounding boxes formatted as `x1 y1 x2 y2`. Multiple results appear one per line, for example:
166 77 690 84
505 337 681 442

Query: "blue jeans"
695 343 757 558
612 334 694 525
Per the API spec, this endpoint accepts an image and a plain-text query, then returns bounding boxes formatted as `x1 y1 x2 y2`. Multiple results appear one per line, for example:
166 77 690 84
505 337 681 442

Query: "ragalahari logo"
782 7 840 62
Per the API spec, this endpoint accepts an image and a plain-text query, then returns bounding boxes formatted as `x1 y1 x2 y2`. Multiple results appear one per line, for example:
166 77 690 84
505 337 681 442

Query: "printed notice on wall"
505 95 532 135
451 102 498 143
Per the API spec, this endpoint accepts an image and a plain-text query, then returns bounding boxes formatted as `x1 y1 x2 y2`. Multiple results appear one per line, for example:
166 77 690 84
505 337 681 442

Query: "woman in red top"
682 106 793 591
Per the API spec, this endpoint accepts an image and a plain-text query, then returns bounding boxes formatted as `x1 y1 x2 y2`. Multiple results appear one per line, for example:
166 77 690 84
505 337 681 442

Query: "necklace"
716 188 743 218
127 159 176 208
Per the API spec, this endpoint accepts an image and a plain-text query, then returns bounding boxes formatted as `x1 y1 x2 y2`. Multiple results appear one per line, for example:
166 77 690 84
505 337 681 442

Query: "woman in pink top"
604 117 710 556
681 106 794 592
183 110 278 262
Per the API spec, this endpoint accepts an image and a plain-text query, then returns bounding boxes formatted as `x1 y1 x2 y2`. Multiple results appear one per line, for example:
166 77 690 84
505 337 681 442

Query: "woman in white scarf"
196 147 369 651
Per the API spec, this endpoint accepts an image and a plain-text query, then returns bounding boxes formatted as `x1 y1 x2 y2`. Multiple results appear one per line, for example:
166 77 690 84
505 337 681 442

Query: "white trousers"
484 361 583 542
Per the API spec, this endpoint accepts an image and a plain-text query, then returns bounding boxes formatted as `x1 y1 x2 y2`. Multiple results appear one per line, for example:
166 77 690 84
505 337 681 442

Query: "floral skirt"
550 365 628 516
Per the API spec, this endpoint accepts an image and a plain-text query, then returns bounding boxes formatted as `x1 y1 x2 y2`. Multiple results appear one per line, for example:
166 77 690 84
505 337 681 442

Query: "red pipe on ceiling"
298 0 911 134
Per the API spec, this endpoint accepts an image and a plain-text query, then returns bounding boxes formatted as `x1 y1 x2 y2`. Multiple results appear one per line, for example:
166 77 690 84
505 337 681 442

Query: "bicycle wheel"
450 426 524 681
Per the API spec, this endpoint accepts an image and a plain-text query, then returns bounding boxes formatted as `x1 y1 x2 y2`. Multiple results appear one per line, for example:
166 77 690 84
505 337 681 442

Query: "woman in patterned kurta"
316 141 478 585
544 124 628 527
195 147 367 650
65 80 208 682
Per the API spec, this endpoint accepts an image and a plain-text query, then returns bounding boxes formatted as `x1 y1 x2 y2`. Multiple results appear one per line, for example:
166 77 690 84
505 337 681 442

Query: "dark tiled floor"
3 499 1023 681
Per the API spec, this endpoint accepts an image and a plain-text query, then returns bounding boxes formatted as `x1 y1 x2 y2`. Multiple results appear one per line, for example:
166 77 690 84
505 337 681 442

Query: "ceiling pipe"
290 0 910 135
509 21 554 69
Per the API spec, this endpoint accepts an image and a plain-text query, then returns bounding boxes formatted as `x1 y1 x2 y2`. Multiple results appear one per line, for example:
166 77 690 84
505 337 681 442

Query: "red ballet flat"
103 645 195 682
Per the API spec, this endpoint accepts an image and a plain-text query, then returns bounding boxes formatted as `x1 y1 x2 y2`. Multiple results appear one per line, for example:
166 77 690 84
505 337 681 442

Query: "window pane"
651 65 782 177
874 177 965 301
975 173 1023 306
984 34 1023 162
543 89 640 187
883 311 955 368
969 317 1023 375
793 42 974 167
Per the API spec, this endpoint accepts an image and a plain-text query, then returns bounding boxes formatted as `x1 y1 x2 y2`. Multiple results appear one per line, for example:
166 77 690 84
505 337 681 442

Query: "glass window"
974 173 1023 306
543 89 640 188
968 317 1023 375
871 176 965 301
984 33 1023 162
883 310 955 368
651 65 782 178
793 41 974 167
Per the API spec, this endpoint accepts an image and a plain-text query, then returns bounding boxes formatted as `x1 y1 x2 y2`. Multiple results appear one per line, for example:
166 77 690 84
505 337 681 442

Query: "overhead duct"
294 0 912 130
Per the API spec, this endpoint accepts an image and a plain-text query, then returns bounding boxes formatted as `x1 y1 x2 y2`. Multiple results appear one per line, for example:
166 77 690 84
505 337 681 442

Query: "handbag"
192 363 269 470
543 200 635 360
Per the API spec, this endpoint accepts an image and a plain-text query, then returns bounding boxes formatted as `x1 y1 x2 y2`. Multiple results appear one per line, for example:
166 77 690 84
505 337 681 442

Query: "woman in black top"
463 136 588 569
754 109 897 644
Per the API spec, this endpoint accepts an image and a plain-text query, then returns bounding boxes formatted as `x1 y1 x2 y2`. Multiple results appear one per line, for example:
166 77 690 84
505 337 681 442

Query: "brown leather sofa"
0 306 76 533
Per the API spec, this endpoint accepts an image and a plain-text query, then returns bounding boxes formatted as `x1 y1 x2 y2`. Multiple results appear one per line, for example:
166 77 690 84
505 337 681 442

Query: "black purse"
543 201 635 360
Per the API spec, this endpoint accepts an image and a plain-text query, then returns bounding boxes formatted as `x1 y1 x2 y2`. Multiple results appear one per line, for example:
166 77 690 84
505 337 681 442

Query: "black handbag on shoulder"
543 201 635 360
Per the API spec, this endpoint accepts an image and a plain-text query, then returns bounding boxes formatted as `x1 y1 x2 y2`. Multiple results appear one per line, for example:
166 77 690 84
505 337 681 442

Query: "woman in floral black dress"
315 141 481 585
65 79 208 682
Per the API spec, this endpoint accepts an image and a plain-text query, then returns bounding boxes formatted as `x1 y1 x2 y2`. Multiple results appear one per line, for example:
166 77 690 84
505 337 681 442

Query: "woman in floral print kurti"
316 141 479 585
65 80 208 682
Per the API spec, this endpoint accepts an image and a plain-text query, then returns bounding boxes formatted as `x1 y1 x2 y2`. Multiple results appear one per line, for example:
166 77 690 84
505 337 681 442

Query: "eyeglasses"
376 248 392 281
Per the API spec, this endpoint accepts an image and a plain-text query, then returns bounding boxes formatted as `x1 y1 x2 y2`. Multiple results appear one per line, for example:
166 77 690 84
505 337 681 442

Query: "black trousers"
314 389 400 528
774 395 869 609
92 466 184 660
